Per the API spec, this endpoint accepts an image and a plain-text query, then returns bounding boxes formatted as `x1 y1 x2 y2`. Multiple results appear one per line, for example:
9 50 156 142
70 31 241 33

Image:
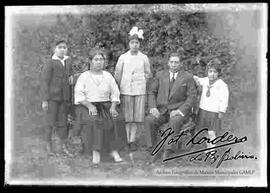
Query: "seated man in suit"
144 52 197 161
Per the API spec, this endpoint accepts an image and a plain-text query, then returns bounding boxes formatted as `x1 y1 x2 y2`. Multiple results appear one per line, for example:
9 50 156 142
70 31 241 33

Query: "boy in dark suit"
144 52 197 161
40 40 73 155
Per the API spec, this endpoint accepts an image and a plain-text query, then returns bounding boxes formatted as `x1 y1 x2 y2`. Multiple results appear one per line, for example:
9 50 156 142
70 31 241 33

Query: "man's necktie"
169 73 175 92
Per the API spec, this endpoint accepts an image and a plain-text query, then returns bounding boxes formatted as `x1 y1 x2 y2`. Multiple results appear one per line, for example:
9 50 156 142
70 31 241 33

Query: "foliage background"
8 4 263 180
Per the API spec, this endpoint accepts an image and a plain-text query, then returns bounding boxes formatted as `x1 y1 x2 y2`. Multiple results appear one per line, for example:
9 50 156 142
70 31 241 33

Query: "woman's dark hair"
88 48 106 60
205 58 222 75
87 48 106 70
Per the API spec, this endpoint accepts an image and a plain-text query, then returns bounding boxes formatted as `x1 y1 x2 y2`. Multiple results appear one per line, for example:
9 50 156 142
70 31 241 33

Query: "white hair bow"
129 26 144 39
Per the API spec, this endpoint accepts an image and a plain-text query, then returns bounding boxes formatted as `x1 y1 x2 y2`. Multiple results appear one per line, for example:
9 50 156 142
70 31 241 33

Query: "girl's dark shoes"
128 142 137 151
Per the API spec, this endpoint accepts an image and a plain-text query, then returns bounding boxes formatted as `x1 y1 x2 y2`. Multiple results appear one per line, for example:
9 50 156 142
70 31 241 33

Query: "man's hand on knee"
149 108 160 119
170 110 184 118
42 101 49 111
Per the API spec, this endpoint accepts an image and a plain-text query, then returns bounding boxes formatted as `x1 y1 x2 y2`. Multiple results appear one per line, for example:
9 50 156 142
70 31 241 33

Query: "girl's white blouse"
74 70 120 104
197 77 229 113
114 51 151 95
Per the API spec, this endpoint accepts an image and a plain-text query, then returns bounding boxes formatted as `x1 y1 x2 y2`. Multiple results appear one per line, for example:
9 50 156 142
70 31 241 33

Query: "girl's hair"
206 58 222 75
88 48 106 60
129 34 141 42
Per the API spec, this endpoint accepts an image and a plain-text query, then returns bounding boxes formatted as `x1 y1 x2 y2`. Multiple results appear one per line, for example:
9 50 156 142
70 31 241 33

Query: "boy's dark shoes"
46 142 55 156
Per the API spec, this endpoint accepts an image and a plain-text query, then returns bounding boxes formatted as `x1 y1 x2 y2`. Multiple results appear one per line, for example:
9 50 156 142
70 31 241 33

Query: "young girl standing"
193 59 229 150
114 26 151 151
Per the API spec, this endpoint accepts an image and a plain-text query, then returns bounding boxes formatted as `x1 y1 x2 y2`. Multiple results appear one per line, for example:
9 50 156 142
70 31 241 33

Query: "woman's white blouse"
114 51 151 95
74 70 120 104
197 77 229 113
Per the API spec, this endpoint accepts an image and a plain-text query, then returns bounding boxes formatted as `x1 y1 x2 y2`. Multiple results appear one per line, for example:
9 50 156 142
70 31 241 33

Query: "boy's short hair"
206 58 222 74
55 40 67 47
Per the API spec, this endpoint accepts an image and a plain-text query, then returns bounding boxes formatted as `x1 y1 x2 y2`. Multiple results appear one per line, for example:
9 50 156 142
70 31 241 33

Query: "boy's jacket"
40 57 72 102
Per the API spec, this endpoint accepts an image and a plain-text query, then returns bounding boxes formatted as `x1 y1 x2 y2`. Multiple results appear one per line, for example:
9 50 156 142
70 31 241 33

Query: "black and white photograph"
5 4 267 186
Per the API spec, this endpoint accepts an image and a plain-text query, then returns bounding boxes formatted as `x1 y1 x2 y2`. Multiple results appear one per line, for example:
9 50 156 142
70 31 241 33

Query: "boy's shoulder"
44 58 60 68
46 56 54 62
43 57 54 67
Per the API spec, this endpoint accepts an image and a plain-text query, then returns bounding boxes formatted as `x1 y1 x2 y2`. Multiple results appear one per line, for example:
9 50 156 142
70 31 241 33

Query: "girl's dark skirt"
73 102 127 153
197 108 221 134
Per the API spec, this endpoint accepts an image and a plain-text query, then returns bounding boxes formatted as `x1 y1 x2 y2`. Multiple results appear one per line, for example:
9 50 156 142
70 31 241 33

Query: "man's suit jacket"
40 57 72 102
148 69 197 116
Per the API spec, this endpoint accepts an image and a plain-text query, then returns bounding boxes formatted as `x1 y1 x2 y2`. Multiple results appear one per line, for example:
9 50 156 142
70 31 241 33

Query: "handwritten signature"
151 127 256 167
189 148 257 168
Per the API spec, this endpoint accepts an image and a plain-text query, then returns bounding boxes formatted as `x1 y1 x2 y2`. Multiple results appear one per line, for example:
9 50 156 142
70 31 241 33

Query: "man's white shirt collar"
169 71 178 80
52 54 69 66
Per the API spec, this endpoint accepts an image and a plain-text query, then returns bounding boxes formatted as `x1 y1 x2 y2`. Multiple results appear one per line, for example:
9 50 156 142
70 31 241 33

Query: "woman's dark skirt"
73 102 127 153
197 108 221 134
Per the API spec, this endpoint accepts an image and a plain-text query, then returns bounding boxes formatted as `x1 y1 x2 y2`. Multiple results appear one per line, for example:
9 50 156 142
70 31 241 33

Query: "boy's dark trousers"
44 100 68 147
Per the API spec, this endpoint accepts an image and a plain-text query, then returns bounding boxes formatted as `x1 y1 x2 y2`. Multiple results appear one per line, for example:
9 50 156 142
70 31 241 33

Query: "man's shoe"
148 154 159 165
145 146 153 153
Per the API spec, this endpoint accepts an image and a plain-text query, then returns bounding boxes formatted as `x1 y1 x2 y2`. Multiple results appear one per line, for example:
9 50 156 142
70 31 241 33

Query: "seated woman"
73 48 127 165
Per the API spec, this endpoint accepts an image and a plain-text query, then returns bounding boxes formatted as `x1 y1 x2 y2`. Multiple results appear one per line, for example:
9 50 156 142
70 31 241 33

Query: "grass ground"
8 98 260 185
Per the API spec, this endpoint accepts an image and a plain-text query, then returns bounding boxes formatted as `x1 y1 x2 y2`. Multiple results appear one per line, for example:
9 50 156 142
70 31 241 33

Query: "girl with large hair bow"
114 26 152 151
